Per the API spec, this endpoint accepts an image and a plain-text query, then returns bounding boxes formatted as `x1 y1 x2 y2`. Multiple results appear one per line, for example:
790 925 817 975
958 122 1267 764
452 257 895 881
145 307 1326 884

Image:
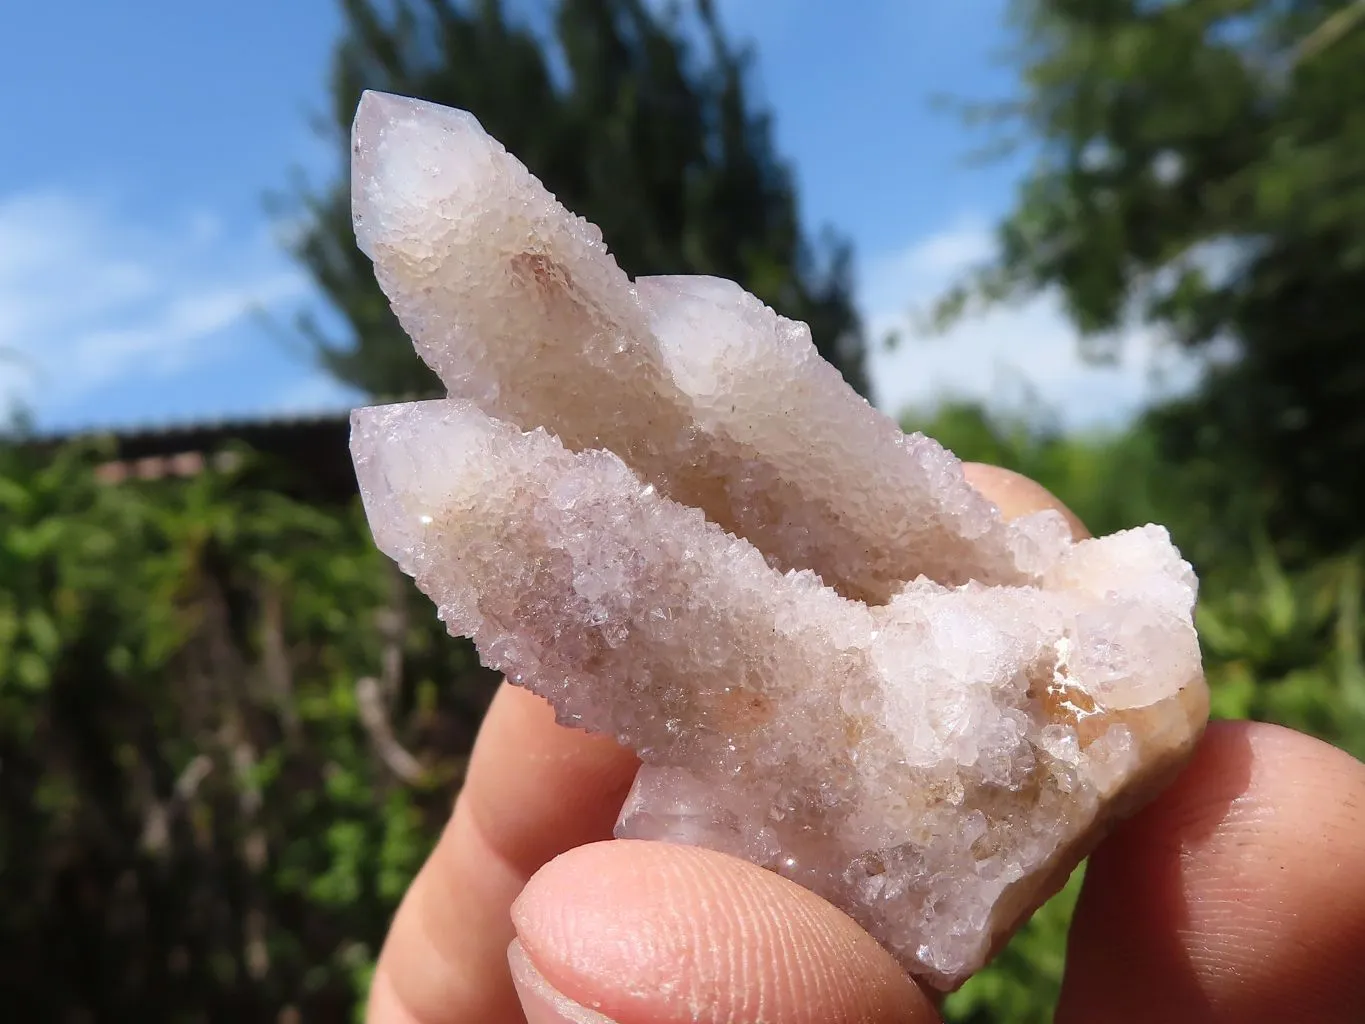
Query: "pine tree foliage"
292 0 869 399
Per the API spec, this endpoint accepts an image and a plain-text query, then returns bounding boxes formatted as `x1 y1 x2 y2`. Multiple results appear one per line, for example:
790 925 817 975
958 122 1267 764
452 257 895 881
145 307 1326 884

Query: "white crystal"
349 92 1209 990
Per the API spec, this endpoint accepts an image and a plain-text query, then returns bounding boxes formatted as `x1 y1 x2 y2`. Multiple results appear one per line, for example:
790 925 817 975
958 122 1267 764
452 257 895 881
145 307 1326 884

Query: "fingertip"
513 840 938 1024
962 462 1090 539
509 938 617 1023
461 684 640 876
1059 721 1365 1023
366 966 424 1024
368 683 640 1023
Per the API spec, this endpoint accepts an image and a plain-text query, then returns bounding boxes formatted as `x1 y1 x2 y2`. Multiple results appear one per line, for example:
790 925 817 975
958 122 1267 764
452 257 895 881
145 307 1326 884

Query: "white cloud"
861 218 1206 430
0 189 308 418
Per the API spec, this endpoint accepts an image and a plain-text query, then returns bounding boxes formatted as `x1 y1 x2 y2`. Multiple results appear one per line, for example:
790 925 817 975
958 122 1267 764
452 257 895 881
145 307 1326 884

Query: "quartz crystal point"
349 91 1210 989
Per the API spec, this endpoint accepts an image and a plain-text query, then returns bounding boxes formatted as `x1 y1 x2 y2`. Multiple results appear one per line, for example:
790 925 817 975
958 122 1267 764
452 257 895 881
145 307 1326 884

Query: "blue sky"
1 0 1195 434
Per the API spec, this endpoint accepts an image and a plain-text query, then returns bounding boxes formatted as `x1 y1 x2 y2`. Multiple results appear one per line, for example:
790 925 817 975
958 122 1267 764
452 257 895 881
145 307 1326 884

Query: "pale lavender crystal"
349 91 1209 989
351 91 1072 602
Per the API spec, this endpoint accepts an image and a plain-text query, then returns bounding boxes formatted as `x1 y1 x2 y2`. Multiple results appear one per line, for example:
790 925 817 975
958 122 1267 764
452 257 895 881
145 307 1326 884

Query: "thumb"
507 840 938 1024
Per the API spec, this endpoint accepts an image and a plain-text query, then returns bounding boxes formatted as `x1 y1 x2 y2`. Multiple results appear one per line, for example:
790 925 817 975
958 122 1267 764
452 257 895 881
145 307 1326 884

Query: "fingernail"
508 938 619 1024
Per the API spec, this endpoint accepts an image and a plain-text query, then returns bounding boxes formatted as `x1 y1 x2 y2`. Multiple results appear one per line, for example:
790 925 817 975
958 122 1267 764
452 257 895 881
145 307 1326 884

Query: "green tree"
939 0 1365 552
292 0 868 399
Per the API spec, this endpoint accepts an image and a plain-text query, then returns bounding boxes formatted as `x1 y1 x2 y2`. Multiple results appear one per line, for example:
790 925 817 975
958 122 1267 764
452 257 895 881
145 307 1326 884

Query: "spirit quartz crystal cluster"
348 92 1209 990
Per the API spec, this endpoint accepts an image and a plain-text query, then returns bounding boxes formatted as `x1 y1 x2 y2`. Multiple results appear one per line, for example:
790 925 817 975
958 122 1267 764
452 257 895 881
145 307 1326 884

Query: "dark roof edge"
14 392 439 446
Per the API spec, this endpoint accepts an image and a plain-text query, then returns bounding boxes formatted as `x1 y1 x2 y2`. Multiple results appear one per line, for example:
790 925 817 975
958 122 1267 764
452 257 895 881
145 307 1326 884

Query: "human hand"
366 466 1365 1024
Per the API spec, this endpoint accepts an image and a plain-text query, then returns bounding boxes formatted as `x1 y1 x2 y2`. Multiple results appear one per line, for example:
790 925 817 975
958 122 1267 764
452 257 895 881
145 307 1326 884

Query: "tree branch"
1293 0 1365 66
356 675 425 784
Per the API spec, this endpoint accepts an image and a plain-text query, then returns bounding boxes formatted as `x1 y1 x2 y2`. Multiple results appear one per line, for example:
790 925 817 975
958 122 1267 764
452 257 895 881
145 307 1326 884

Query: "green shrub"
0 442 496 1019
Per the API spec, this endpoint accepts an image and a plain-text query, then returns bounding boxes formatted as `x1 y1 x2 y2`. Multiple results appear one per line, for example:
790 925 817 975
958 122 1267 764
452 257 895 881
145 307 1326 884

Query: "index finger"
367 462 1087 1023
370 683 640 1022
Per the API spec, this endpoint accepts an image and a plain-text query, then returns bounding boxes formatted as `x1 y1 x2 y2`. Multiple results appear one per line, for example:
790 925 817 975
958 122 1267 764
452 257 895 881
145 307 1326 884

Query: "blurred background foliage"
0 440 498 1018
4 0 1364 1020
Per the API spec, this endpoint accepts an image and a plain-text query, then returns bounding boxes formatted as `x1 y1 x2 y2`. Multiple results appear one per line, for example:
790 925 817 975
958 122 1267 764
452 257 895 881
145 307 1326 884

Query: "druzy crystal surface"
348 91 1209 989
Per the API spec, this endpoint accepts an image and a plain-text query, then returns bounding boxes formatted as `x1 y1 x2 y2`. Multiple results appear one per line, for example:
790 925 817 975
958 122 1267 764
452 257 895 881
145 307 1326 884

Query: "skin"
368 465 1365 1024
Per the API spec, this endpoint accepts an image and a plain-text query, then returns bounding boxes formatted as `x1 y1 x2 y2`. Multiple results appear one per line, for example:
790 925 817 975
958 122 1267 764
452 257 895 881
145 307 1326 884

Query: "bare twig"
174 753 214 800
1292 0 1365 66
356 675 426 783
376 563 409 706
258 583 300 737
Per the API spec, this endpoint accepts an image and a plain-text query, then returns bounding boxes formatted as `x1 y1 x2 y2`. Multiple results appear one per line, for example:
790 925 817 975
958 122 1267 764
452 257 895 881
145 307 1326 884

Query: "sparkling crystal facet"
349 91 1209 989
